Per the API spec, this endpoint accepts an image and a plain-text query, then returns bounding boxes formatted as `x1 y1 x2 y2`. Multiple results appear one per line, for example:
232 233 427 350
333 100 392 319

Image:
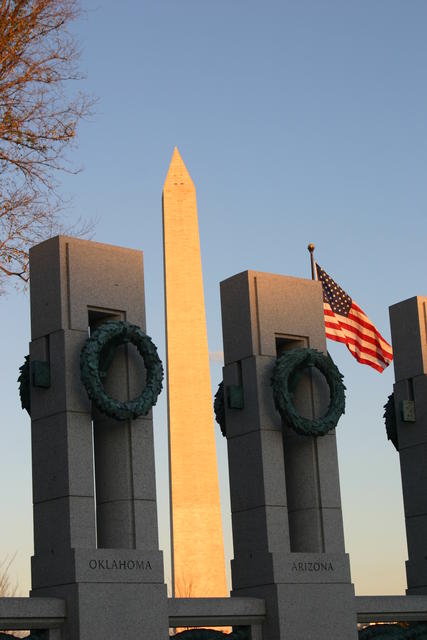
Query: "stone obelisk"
163 148 228 598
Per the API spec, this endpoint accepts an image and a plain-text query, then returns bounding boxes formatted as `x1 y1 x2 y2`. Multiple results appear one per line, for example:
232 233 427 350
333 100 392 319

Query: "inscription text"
88 559 152 571
291 561 334 573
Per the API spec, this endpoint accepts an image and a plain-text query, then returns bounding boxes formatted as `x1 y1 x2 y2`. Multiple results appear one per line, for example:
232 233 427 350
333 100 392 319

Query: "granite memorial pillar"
29 236 168 639
220 270 358 640
389 296 427 595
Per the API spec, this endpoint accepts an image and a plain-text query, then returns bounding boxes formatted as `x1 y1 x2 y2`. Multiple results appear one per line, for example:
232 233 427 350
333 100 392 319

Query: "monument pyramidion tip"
163 146 195 192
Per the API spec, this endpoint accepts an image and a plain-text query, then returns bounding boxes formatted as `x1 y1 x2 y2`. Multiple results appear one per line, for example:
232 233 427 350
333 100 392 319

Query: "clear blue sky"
2 0 427 596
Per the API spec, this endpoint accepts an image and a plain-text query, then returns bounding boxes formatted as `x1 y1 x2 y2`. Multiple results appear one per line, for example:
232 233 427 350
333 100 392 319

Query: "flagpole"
307 243 316 280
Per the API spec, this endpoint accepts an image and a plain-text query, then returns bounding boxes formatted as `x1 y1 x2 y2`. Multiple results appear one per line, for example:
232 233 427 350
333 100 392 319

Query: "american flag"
316 264 393 373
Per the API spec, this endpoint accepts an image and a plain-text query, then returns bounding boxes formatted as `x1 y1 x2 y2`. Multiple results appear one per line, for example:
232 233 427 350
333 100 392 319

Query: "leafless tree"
0 555 30 637
0 0 94 292
0 554 17 597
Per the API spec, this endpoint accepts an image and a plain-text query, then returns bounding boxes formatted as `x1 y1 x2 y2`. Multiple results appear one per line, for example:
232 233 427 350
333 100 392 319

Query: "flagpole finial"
307 243 316 280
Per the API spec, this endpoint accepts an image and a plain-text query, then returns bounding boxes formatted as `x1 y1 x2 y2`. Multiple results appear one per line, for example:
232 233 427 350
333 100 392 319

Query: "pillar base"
232 582 357 640
232 552 358 640
31 548 168 639
32 582 168 640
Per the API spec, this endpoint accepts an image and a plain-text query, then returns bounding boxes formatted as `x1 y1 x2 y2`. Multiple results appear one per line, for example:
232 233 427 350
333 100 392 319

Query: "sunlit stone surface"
163 148 228 598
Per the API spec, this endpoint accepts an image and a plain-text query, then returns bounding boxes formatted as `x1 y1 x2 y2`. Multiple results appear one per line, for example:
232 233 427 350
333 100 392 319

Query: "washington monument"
162 148 228 598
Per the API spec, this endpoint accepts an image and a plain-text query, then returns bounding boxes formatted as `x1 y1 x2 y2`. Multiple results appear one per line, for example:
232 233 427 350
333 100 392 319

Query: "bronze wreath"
18 355 31 416
384 392 398 450
0 634 45 640
271 348 345 437
80 321 163 421
358 622 427 639
214 381 226 437
173 629 248 640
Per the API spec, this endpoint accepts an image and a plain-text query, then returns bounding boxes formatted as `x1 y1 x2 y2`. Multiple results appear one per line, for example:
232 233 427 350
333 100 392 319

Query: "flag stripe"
348 309 392 347
324 314 393 359
325 325 392 366
324 306 392 353
325 324 390 371
324 307 392 364
325 313 392 353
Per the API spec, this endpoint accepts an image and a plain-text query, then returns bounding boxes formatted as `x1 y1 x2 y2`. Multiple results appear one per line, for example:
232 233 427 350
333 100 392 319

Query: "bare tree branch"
0 0 95 293
0 553 18 597
0 554 30 636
